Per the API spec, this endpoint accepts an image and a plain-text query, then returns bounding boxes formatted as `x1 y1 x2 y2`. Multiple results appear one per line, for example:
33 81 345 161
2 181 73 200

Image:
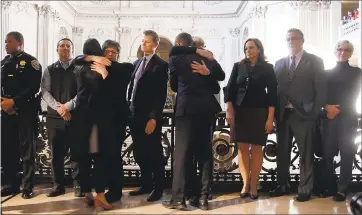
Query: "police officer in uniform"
1 31 42 199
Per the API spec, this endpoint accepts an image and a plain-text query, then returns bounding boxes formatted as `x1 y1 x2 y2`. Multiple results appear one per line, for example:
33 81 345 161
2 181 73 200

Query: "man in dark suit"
167 36 224 202
270 28 326 202
162 32 225 210
127 30 169 202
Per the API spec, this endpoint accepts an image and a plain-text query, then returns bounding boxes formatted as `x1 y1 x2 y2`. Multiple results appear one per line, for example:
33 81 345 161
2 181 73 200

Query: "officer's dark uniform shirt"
1 51 42 112
326 61 362 116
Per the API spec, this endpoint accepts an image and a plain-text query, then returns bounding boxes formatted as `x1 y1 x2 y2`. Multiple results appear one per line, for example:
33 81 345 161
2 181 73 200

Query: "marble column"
116 27 132 62
72 26 84 57
37 4 52 70
1 1 12 59
248 5 268 43
289 1 332 58
329 1 341 45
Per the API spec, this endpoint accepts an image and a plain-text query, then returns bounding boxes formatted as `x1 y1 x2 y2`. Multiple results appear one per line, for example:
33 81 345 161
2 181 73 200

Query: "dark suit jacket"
127 54 169 122
274 51 326 121
169 52 225 117
168 46 225 94
224 61 277 107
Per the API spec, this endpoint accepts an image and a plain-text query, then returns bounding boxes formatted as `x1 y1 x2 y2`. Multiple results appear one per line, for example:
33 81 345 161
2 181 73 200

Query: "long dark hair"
83 38 103 56
241 38 267 64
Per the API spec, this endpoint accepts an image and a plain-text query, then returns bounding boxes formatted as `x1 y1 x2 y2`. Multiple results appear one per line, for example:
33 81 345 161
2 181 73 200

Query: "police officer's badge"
19 60 26 67
31 60 40 71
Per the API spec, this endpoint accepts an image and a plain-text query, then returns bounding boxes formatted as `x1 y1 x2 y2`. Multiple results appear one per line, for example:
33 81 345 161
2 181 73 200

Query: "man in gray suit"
270 28 326 202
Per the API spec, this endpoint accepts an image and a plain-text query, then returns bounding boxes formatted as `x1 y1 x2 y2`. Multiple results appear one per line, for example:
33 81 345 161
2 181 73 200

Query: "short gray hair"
335 40 354 55
192 36 205 48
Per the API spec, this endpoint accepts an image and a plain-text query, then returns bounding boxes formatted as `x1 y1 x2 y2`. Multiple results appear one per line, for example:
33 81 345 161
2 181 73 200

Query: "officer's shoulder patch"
31 60 40 71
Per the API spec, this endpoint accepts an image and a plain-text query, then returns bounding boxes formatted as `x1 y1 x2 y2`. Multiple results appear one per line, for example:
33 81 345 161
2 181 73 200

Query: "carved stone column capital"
290 1 331 11
229 27 240 37
118 27 131 36
1 1 12 11
247 5 268 19
72 26 84 36
39 5 60 21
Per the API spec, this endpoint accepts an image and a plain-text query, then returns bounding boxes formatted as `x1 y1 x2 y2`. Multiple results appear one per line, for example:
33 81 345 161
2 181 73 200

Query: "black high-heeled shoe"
249 194 258 200
240 192 249 198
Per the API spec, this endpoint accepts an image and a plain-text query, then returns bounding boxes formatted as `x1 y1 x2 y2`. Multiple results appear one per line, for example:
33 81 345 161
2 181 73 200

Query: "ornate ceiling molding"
90 0 110 5
2 1 34 13
204 1 223 5
72 1 247 20
290 0 331 10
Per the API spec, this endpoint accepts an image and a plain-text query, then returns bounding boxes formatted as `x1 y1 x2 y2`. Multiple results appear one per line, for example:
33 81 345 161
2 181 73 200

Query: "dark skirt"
233 106 268 146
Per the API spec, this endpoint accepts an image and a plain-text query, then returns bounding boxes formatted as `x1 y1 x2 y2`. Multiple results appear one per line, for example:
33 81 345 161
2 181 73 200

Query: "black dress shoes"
105 191 123 203
198 198 209 211
189 196 200 207
74 185 85 197
147 190 162 202
162 199 187 210
320 189 335 198
46 187 65 197
22 189 34 199
333 192 346 202
128 186 152 196
1 187 20 197
269 186 290 197
294 193 311 202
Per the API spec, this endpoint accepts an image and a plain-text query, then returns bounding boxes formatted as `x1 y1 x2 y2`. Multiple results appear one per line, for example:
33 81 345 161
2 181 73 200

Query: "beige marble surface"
0 186 353 214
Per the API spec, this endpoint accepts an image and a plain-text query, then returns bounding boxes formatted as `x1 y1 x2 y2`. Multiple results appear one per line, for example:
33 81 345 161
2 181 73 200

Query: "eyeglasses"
285 37 301 42
105 49 118 54
336 48 351 53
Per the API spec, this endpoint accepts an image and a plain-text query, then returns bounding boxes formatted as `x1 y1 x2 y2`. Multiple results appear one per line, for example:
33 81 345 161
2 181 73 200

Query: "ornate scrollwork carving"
204 1 223 5
290 1 331 11
229 27 240 37
59 27 69 39
153 1 160 8
118 27 132 36
39 5 60 21
248 5 268 19
1 1 12 11
72 26 84 36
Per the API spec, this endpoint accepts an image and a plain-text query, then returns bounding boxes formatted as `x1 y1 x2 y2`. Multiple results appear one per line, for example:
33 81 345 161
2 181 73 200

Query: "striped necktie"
288 55 296 82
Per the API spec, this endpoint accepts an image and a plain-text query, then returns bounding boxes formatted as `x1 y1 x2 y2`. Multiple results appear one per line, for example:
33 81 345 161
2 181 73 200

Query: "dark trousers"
323 115 357 194
276 109 315 194
1 111 37 190
130 118 164 191
46 118 80 188
79 153 106 193
171 115 214 201
105 123 125 196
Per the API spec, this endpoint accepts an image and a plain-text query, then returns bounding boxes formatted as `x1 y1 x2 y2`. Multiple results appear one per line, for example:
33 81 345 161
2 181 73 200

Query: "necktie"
288 55 296 82
131 57 147 104
135 57 147 83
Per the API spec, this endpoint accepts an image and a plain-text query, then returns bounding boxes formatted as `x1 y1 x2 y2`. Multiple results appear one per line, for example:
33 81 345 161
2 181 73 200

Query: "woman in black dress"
224 38 277 199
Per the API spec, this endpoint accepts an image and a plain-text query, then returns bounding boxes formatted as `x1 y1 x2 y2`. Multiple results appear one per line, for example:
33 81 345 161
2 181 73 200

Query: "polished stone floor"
1 185 354 214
